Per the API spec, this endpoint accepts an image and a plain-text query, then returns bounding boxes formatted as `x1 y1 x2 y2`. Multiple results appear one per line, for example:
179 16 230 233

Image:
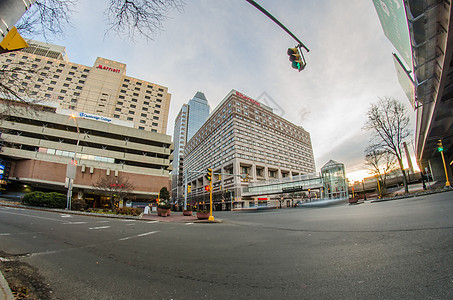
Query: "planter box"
196 212 210 220
183 210 192 216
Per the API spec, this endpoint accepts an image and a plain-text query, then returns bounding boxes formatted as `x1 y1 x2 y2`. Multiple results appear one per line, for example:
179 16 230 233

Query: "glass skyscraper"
172 92 210 202
187 92 211 142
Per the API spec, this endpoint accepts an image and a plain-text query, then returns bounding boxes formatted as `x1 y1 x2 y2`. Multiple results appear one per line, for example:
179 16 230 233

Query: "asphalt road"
1 191 452 299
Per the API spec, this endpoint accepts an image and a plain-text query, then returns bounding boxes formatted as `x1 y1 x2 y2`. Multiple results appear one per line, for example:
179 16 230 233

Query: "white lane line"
89 226 111 230
63 222 87 225
97 220 110 223
60 214 72 218
0 210 63 222
122 220 136 222
185 223 194 225
146 221 158 224
118 231 158 241
0 233 11 236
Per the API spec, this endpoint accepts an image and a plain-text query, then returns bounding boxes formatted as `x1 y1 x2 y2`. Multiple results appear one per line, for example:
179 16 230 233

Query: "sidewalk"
0 271 13 300
141 212 222 223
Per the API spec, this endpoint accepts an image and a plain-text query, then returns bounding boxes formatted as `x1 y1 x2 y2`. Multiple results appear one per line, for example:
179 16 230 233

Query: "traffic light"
218 174 221 181
246 174 249 182
287 47 305 72
206 168 212 181
437 140 444 152
187 185 191 193
71 158 78 166
204 185 210 191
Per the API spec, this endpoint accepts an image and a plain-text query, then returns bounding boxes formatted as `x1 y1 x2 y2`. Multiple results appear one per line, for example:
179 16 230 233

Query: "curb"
0 270 13 300
370 187 452 203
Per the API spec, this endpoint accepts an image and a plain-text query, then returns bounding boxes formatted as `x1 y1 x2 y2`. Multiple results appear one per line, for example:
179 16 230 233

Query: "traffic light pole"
245 0 309 52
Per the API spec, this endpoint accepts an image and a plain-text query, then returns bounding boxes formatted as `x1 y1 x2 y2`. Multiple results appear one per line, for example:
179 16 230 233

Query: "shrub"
71 198 87 211
114 207 142 216
22 191 66 208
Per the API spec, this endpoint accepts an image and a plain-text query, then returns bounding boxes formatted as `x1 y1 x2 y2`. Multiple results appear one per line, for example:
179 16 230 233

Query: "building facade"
0 101 173 206
171 92 210 202
184 90 316 210
0 39 171 134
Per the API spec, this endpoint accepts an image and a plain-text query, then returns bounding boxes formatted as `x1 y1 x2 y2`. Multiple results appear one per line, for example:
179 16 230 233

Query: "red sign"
235 91 260 106
96 64 121 73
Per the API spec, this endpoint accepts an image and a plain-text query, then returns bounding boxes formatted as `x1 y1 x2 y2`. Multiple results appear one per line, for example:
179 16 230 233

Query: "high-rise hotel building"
0 40 173 204
171 92 210 202
184 90 315 209
0 39 171 134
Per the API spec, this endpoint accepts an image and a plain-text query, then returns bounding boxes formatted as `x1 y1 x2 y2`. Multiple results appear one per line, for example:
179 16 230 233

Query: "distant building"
184 90 316 210
171 92 210 202
0 39 171 134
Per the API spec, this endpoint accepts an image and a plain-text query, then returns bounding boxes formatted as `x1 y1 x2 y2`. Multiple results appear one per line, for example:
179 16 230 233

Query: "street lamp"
66 114 80 210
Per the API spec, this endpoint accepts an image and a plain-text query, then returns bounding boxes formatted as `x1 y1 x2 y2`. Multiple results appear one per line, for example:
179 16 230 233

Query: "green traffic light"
438 147 443 152
292 61 301 69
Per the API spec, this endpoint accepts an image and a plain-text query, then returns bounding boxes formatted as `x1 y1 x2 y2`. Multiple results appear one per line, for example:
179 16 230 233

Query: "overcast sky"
25 0 416 181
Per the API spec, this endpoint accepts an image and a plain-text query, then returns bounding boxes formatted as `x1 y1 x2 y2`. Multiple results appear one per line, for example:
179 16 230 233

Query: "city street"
1 191 452 299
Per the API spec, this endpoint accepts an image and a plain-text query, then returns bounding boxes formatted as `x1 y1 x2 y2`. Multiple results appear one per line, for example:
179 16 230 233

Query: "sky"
24 0 417 182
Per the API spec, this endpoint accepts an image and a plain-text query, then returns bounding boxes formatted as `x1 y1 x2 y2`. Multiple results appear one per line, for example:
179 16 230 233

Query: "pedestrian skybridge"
242 173 324 197
242 160 349 201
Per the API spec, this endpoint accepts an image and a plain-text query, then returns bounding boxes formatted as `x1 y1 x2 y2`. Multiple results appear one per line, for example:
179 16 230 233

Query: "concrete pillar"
428 156 452 183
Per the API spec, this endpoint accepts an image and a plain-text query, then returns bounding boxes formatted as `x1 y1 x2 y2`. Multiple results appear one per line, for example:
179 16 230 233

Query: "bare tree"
363 97 411 193
93 173 135 209
16 0 185 41
364 145 398 197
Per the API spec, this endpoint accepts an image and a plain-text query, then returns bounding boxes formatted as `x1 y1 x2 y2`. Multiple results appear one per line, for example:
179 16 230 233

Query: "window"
81 74 87 78
115 108 121 112
68 71 75 75
153 116 159 120
142 107 148 111
76 86 82 90
74 92 80 96
141 113 147 117
47 87 54 91
56 69 62 73
34 84 41 88
140 120 146 124
139 126 145 130
63 83 69 87
124 78 130 82
78 80 85 84
128 110 135 114
144 101 149 105
47 61 53 65
58 96 64 100
133 92 139 96
60 89 67 94
132 98 137 102
71 66 77 70
53 75 59 79
122 84 128 88
59 63 65 67
119 95 125 99
130 104 136 108
71 99 77 103
120 90 126 93
135 87 140 91
152 122 158 126
127 117 133 121
154 110 160 114
117 101 123 105
114 114 120 118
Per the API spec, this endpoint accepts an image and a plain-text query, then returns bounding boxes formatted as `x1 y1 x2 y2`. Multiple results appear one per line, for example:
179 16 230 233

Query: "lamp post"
66 114 80 210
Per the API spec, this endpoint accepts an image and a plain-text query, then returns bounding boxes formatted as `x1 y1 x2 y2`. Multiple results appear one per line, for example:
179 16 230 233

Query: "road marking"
185 223 194 225
89 226 111 230
125 223 135 226
118 231 158 241
63 222 87 225
0 210 63 222
60 214 72 218
122 219 136 222
0 233 11 236
97 220 110 223
146 221 158 224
